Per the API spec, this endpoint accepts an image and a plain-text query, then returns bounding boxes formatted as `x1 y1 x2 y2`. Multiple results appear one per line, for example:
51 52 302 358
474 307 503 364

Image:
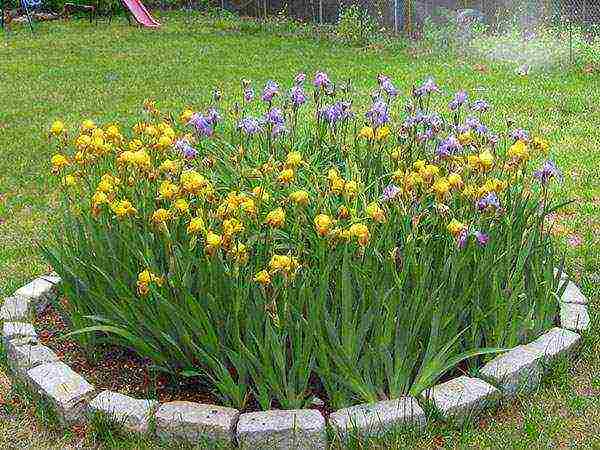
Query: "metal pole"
394 0 397 34
21 0 34 34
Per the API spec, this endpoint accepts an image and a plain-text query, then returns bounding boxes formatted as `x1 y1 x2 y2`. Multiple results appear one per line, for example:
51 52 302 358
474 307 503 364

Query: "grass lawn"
1 11 599 448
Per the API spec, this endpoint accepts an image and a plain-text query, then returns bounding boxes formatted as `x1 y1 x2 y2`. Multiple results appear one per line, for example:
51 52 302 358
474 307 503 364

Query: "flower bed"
1 272 588 447
44 72 566 415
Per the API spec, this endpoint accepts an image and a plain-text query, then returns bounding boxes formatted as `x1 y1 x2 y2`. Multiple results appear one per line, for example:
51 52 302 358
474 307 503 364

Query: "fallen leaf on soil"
474 63 489 73
432 434 446 447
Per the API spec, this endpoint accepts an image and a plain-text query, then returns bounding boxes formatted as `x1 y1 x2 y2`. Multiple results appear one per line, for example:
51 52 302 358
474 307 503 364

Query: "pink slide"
121 0 161 28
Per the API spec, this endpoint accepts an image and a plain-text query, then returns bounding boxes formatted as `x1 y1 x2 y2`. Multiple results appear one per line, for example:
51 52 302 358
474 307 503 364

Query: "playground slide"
121 0 160 28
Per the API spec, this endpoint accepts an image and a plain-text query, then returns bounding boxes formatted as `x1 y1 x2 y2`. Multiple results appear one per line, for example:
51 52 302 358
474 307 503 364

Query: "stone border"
0 270 589 448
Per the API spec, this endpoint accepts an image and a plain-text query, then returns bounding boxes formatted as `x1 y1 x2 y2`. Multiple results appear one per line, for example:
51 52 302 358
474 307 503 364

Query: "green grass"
0 11 599 449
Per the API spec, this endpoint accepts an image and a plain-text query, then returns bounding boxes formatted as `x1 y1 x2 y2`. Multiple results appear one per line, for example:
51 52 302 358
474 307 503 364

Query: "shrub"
337 4 379 46
44 73 565 411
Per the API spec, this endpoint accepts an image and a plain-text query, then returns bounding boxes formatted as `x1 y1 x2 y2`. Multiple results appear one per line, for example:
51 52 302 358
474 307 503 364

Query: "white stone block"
329 397 425 439
237 409 326 450
560 302 590 331
427 376 500 423
526 327 581 364
0 296 31 321
6 339 58 375
14 277 57 312
89 390 158 434
2 322 37 345
26 361 94 424
479 346 543 396
155 400 238 444
560 281 587 305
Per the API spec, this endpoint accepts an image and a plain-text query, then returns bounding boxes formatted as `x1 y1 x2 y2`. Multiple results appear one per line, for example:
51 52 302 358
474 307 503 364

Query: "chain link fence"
213 0 599 65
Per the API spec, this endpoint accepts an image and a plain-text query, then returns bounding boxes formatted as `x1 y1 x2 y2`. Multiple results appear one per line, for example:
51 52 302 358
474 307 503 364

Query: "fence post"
319 0 323 24
394 0 398 34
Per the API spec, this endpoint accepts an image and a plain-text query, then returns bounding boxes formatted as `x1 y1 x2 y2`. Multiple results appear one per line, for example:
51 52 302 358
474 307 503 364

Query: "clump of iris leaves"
45 73 568 411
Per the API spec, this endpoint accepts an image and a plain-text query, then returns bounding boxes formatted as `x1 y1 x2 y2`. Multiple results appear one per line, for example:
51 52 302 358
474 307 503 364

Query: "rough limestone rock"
427 376 500 423
479 346 543 396
14 276 59 313
237 409 326 450
0 296 31 321
6 339 58 375
526 327 581 364
88 390 158 434
2 322 37 345
40 272 62 286
155 400 239 445
329 397 426 439
560 302 590 331
560 281 587 305
26 361 94 424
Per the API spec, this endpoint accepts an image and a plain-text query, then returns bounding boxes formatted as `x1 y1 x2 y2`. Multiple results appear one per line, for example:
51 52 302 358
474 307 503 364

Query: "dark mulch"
35 303 221 406
35 302 332 416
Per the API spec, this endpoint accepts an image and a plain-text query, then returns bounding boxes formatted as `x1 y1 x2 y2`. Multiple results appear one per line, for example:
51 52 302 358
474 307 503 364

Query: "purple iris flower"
449 90 468 111
475 123 488 134
314 71 331 88
465 116 480 129
436 135 463 158
320 104 340 123
244 88 255 103
417 128 435 143
471 99 490 112
381 183 400 202
188 113 213 137
264 107 285 126
458 228 469 249
402 116 417 129
239 117 262 135
511 128 529 142
426 113 443 131
377 74 398 97
456 124 470 134
464 116 488 134
290 85 307 108
294 72 306 85
474 231 490 247
415 77 440 97
365 100 390 127
476 192 501 211
488 133 499 147
320 101 351 124
261 80 279 102
175 139 197 160
413 111 426 124
376 74 389 85
533 160 562 185
206 108 221 125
